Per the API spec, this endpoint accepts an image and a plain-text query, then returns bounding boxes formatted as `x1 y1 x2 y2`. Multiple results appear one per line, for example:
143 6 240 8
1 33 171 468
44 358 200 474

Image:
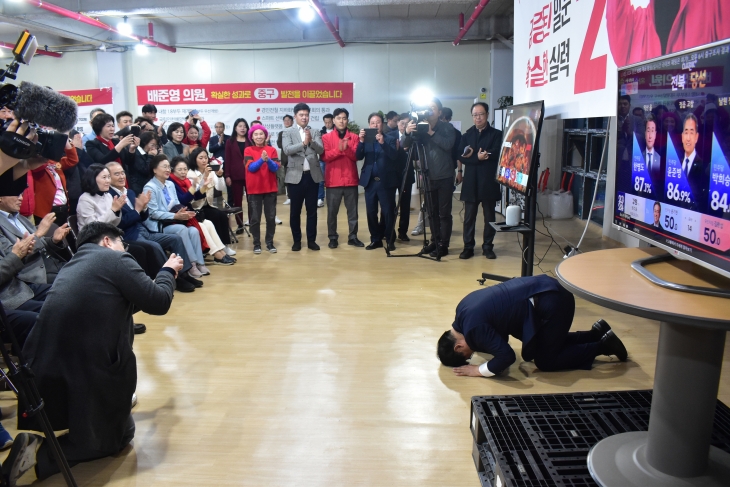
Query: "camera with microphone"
0 31 78 162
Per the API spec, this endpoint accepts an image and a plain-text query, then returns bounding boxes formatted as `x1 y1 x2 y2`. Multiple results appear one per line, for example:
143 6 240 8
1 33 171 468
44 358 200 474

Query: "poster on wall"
514 0 730 119
59 88 113 135
136 83 354 145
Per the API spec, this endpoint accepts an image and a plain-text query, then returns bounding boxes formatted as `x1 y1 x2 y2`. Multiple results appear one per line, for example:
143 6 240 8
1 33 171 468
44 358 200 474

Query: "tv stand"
631 253 730 299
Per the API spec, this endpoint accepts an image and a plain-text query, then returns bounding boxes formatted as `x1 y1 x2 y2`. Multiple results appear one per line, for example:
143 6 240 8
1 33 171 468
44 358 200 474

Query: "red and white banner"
136 83 354 143
60 87 114 134
514 0 730 119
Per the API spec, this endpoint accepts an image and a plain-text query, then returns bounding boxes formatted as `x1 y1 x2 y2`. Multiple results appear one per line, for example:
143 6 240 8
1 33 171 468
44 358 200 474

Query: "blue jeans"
318 161 326 200
162 224 204 265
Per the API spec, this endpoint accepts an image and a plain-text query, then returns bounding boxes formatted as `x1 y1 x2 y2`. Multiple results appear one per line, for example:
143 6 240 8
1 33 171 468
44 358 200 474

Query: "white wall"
19 42 496 127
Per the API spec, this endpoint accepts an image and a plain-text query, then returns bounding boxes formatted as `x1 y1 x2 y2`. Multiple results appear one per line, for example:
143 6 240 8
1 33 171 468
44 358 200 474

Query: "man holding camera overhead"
401 98 456 258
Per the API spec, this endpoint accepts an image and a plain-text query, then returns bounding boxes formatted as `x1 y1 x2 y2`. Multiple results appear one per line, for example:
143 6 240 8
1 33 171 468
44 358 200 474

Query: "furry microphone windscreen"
14 81 78 133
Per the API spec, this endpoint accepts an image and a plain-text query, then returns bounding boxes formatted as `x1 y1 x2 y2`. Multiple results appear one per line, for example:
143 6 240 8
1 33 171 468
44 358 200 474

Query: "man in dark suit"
356 113 399 251
644 115 663 200
457 102 503 260
681 114 707 211
208 122 229 160
4 222 181 485
0 195 70 285
437 275 628 377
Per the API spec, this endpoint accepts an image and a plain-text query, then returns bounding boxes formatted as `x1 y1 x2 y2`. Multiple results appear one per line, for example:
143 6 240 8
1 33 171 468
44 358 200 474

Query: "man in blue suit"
106 162 200 292
356 113 399 251
208 122 229 161
437 275 628 377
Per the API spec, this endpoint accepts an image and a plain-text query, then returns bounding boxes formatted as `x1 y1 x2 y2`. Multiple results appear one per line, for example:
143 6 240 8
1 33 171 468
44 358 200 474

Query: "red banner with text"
59 87 114 135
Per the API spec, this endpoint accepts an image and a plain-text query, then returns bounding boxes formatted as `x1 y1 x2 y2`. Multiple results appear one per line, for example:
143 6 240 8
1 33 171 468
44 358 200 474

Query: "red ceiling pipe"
148 22 154 38
309 0 345 48
334 16 339 32
459 13 464 31
0 41 62 58
21 0 177 52
453 0 491 46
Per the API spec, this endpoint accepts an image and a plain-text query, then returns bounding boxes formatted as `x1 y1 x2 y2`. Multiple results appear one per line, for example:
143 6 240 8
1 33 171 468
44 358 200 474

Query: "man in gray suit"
282 103 325 251
0 195 70 285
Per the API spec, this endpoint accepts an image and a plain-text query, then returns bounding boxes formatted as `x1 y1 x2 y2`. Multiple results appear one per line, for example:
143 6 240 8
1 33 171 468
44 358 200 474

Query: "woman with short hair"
85 113 136 165
244 124 280 254
143 154 210 278
162 122 190 161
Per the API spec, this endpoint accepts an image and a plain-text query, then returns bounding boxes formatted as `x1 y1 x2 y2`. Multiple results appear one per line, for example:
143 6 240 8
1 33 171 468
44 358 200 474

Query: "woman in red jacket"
224 118 250 233
244 124 280 254
30 140 79 225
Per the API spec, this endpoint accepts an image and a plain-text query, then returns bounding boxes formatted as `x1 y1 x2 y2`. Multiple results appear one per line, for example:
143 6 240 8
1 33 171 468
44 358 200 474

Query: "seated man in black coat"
3 222 182 486
437 275 628 377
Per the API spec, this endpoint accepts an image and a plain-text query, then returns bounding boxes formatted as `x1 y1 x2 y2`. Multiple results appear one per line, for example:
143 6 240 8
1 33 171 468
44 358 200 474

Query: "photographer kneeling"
4 222 181 485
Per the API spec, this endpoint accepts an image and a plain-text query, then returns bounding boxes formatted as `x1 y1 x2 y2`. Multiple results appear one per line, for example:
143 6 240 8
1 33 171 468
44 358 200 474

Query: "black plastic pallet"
470 390 730 487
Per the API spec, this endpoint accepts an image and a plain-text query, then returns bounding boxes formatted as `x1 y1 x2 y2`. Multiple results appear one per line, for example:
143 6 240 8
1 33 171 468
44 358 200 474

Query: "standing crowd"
0 96 506 486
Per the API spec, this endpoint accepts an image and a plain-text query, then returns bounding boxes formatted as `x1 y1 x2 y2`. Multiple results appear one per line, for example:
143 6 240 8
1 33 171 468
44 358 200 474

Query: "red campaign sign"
59 88 113 106
136 83 354 105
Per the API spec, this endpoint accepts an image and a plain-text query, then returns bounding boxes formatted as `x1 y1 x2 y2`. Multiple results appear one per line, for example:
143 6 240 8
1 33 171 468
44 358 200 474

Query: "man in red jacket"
320 108 364 249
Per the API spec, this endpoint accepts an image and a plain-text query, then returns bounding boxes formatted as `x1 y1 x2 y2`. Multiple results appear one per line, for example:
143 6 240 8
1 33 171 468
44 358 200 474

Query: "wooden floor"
3 194 730 486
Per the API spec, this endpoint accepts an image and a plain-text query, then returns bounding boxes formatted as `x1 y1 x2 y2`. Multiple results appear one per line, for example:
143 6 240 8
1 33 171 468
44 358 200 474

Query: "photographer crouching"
3 222 181 484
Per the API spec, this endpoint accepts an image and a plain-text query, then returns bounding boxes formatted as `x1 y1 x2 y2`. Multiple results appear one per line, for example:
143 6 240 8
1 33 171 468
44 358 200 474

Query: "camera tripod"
0 307 78 487
384 139 440 262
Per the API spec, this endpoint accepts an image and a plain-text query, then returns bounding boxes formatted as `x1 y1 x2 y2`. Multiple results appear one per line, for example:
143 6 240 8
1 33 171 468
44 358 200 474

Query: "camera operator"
457 102 502 260
85 113 136 166
141 104 168 145
5 222 180 484
401 97 456 258
183 112 211 149
0 120 51 197
394 112 415 241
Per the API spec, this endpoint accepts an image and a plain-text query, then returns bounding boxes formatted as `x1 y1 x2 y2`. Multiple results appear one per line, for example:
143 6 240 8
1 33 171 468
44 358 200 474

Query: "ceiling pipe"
334 16 339 32
453 0 491 46
0 42 62 58
459 13 464 31
20 0 177 53
308 0 345 48
148 22 154 38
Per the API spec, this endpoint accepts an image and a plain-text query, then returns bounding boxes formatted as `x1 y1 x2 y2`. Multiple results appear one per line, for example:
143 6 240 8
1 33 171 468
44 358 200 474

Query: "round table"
556 247 730 487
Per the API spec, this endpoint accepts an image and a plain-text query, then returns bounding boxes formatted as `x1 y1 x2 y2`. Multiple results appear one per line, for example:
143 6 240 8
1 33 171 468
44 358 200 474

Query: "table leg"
587 322 730 486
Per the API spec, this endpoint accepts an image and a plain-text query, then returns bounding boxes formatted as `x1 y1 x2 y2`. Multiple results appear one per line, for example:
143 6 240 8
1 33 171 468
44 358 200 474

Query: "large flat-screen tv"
614 39 730 278
496 101 544 194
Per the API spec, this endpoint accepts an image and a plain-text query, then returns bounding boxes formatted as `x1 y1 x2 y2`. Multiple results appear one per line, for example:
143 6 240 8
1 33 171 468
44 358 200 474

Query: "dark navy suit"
208 134 230 161
357 135 399 244
110 187 192 272
453 275 600 374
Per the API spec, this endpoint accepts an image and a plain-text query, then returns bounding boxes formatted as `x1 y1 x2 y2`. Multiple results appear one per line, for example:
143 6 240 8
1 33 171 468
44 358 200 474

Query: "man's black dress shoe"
183 274 204 287
598 330 628 362
483 248 496 259
175 278 195 293
591 319 611 341
430 246 448 258
134 323 147 334
292 241 302 251
348 238 365 247
366 240 384 250
459 249 474 259
307 242 320 251
387 241 396 251
422 242 437 254
397 233 410 242
328 239 338 249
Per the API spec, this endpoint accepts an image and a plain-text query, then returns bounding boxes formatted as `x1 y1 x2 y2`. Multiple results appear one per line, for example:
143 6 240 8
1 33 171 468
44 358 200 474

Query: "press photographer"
401 97 456 258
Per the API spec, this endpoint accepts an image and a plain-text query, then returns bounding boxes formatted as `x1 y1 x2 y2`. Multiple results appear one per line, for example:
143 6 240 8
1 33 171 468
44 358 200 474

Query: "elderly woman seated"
76 163 166 281
168 155 235 265
143 154 210 278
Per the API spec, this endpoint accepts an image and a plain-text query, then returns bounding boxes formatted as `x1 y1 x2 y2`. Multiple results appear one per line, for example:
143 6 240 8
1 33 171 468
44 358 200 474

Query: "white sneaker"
317 199 324 207
283 199 291 205
224 246 237 256
411 225 424 236
275 217 282 225
132 393 138 408
188 264 203 278
244 220 250 226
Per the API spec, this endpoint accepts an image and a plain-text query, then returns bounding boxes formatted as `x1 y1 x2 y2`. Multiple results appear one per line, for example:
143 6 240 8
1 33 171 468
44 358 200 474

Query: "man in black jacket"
457 102 503 259
4 222 181 485
402 98 456 257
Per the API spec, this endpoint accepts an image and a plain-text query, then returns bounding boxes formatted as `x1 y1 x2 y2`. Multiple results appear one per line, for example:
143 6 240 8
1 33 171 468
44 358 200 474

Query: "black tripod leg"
0 309 78 487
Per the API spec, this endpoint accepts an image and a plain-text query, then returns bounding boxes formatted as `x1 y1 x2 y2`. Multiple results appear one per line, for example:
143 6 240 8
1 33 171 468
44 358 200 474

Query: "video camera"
0 31 78 162
409 104 433 143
